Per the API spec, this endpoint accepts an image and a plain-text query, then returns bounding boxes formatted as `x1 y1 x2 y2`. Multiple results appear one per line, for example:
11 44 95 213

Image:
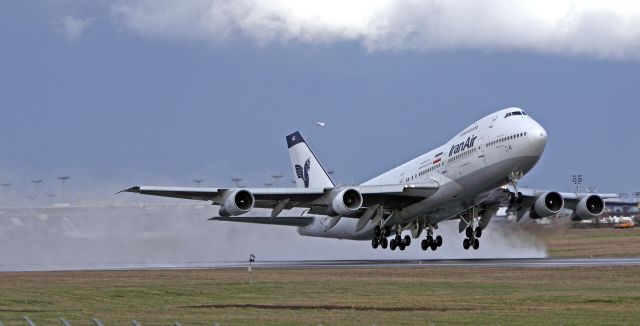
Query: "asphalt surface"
2 257 640 272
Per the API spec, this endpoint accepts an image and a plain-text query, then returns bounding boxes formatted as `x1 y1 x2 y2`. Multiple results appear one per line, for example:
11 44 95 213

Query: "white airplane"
122 108 616 252
314 121 326 127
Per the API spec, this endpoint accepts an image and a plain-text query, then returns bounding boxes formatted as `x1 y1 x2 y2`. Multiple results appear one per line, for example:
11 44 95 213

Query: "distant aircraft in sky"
314 121 326 127
123 108 616 252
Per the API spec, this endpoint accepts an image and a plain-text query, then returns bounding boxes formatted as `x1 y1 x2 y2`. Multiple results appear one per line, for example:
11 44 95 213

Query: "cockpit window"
505 111 525 118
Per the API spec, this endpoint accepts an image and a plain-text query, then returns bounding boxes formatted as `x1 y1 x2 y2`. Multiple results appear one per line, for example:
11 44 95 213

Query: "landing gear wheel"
381 237 388 249
473 238 480 250
374 225 381 237
465 227 473 239
390 239 397 251
463 238 470 250
436 235 443 247
421 239 428 251
372 238 379 249
430 241 438 251
475 227 482 238
404 235 411 247
399 243 406 251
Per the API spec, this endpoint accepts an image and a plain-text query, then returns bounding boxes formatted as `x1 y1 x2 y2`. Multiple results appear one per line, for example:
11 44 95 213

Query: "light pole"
193 179 204 187
271 174 283 186
31 179 43 196
57 175 71 203
231 177 243 187
570 174 583 193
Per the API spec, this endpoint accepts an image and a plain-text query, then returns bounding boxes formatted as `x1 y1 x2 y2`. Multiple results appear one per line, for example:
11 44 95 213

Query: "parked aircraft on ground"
123 108 616 252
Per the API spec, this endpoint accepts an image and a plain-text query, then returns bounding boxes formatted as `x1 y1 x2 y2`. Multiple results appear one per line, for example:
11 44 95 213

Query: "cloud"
58 15 94 41
109 0 640 59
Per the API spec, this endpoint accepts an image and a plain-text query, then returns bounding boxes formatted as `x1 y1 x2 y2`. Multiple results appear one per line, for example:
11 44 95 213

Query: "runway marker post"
248 253 256 285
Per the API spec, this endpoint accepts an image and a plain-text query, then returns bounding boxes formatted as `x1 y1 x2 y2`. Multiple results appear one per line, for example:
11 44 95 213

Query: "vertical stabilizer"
286 131 335 188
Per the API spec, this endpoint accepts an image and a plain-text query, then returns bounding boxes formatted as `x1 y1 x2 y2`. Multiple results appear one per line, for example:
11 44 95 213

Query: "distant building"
604 198 640 215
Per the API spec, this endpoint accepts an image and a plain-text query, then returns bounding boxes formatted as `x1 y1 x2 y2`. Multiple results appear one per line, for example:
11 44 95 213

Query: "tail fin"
286 131 335 188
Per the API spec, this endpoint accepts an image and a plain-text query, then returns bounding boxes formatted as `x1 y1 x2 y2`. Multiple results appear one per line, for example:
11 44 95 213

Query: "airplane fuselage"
299 108 548 239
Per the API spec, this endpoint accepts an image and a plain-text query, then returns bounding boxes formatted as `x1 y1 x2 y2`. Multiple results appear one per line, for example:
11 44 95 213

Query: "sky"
1 0 639 203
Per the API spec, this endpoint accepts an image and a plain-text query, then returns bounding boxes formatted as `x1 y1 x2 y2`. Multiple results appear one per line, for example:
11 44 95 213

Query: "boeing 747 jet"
122 108 615 252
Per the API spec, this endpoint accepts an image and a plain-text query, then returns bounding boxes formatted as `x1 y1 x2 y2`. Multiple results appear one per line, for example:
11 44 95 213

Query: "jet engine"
218 189 255 217
530 191 564 219
571 195 605 221
327 188 363 216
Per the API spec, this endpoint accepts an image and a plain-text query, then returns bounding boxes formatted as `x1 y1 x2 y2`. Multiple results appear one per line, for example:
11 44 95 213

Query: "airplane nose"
527 122 547 156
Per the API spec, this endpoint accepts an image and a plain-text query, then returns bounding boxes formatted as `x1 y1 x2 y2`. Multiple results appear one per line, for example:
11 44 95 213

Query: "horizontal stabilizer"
209 215 315 227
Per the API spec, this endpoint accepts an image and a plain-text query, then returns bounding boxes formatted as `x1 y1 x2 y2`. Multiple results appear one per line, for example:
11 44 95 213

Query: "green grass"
544 227 640 257
2 267 640 325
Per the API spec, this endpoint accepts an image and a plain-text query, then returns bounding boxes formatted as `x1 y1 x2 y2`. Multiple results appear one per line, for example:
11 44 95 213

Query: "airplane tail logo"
295 158 311 188
286 131 335 188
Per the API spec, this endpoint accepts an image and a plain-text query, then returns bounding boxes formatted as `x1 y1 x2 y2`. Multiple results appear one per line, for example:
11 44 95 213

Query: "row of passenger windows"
487 132 527 147
405 163 443 182
448 147 477 163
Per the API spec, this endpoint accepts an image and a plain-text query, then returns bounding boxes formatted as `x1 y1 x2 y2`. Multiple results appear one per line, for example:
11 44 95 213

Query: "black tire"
399 243 406 251
390 239 397 251
430 242 438 251
395 235 402 243
463 238 470 250
374 225 381 237
381 237 388 249
436 235 443 247
421 239 428 251
404 235 411 246
465 227 473 238
473 238 480 250
475 227 482 238
372 238 379 249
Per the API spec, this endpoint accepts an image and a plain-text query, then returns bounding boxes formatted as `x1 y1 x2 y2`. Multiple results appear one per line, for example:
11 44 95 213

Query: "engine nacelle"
571 195 605 221
327 188 363 217
530 191 564 219
218 189 255 217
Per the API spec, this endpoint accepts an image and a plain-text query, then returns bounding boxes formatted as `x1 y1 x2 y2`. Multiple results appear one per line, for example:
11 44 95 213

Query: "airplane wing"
120 181 439 216
483 186 617 221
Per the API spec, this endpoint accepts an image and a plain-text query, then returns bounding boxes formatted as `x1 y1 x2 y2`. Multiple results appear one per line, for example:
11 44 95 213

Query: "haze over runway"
1 1 639 198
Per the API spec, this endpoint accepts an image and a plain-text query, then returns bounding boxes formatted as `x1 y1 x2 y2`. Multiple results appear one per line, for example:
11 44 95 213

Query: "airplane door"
477 136 486 164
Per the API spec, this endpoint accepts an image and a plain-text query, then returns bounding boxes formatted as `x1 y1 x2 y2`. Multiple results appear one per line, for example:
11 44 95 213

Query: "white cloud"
58 15 94 41
111 0 640 59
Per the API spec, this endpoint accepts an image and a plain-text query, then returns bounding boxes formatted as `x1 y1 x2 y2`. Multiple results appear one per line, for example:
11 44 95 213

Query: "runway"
2 257 640 272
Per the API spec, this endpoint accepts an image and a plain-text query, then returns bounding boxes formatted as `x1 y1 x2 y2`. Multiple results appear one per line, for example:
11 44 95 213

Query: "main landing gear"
463 226 482 250
372 225 413 251
421 228 442 251
372 225 391 249
389 234 411 251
